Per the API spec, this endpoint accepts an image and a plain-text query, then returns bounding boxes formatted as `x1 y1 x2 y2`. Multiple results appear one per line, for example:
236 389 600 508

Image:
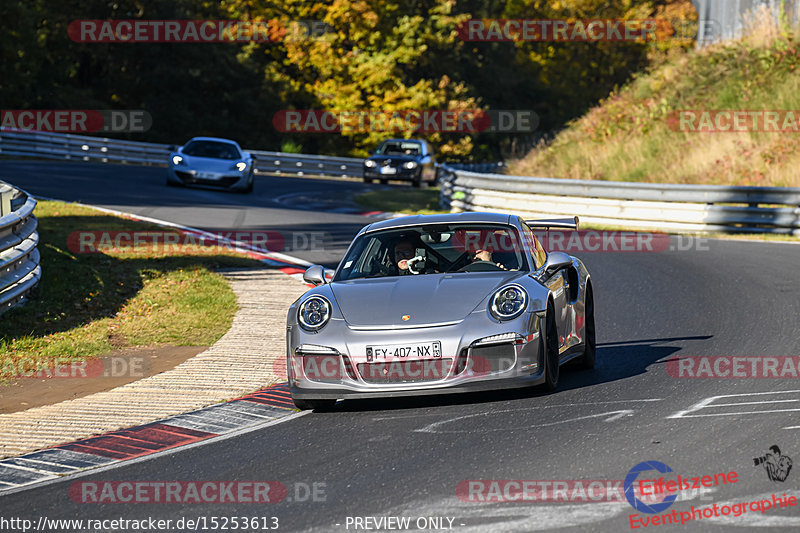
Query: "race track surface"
1 160 798 532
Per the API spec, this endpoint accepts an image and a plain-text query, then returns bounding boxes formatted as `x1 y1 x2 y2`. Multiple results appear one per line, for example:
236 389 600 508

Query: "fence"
694 0 800 46
439 167 800 234
0 182 40 315
0 129 504 179
0 129 366 178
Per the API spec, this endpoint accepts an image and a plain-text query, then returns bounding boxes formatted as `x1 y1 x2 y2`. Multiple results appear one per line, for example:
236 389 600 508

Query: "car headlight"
235 161 247 171
403 161 418 169
172 155 184 165
489 284 528 321
364 160 377 168
298 296 332 331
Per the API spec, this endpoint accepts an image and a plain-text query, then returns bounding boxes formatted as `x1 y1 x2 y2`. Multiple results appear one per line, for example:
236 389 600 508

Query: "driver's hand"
398 259 409 270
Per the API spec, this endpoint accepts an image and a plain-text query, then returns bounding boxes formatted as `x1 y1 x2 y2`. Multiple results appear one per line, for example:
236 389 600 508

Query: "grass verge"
354 187 446 215
510 8 800 187
0 200 263 376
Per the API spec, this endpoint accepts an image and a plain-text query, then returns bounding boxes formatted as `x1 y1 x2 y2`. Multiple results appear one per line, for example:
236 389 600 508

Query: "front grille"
175 171 240 187
358 358 453 384
470 343 516 373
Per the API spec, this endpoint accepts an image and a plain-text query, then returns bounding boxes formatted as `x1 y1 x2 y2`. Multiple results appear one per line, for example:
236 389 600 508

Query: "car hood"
177 155 242 171
330 272 524 327
366 155 419 164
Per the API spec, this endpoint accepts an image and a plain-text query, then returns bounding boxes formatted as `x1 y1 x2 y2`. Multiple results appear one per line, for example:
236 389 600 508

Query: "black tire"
292 398 337 411
243 172 254 193
363 173 372 184
166 178 181 187
542 302 560 391
578 285 596 369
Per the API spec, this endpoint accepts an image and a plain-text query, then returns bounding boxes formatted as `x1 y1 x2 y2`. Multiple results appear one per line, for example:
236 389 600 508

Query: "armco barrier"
0 129 365 178
0 181 40 315
0 129 503 179
439 167 800 234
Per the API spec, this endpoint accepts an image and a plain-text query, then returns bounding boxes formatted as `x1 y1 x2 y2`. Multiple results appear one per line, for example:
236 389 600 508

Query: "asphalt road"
1 160 799 532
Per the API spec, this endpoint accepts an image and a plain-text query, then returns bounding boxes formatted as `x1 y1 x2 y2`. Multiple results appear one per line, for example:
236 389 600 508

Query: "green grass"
0 200 263 377
354 187 446 215
510 16 800 188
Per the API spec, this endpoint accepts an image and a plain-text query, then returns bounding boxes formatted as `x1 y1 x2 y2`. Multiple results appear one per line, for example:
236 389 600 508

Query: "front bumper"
167 167 250 189
287 311 545 401
363 166 421 181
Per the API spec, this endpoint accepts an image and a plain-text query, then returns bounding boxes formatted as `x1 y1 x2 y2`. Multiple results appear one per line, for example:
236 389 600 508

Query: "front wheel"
292 398 337 411
542 304 560 391
578 285 596 369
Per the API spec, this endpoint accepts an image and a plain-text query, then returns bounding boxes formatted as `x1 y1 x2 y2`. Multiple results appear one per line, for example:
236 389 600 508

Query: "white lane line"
376 399 662 423
604 410 634 422
708 400 799 407
33 196 315 267
668 390 800 419
672 409 800 418
415 408 639 434
0 410 311 498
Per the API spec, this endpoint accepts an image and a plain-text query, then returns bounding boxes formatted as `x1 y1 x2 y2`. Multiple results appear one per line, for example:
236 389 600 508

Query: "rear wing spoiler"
525 216 579 231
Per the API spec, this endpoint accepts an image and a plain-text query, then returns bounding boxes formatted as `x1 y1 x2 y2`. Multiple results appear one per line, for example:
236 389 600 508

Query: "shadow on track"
316 335 713 413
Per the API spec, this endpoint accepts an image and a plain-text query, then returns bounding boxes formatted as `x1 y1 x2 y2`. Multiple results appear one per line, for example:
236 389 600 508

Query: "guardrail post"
0 183 11 216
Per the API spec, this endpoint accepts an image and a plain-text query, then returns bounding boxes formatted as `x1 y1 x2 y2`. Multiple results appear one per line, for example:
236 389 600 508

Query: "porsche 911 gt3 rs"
287 212 595 410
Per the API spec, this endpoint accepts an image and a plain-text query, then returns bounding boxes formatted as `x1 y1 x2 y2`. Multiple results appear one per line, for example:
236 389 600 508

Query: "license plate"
196 171 218 179
366 341 441 362
380 167 397 175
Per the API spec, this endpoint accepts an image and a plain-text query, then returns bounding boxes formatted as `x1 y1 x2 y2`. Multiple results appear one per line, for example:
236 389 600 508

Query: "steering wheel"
457 261 506 272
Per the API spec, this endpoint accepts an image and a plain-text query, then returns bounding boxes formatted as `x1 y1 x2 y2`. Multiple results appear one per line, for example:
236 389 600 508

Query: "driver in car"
394 240 416 274
470 248 508 270
389 238 439 275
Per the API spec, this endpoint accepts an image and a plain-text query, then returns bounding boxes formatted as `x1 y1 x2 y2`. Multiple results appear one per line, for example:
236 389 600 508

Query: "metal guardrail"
249 149 363 178
439 167 800 234
0 129 363 176
0 181 40 315
0 129 504 179
0 129 171 165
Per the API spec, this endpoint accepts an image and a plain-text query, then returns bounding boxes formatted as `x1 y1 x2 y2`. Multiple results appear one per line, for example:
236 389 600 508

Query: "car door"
521 221 569 353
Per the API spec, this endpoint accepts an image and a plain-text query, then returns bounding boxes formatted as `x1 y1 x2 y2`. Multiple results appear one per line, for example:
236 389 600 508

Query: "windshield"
182 140 241 160
376 141 422 156
334 223 529 281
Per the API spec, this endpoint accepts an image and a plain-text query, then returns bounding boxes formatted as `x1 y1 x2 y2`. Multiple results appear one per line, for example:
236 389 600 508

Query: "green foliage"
1 0 698 159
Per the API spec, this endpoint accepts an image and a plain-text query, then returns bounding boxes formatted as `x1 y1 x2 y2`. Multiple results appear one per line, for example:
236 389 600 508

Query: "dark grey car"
363 138 437 187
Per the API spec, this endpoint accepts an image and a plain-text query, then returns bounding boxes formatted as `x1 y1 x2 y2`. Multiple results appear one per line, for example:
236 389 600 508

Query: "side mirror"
539 251 572 278
303 265 327 286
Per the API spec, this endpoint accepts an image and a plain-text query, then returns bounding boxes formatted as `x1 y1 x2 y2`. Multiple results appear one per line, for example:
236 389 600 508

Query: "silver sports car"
166 137 255 193
286 212 595 410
